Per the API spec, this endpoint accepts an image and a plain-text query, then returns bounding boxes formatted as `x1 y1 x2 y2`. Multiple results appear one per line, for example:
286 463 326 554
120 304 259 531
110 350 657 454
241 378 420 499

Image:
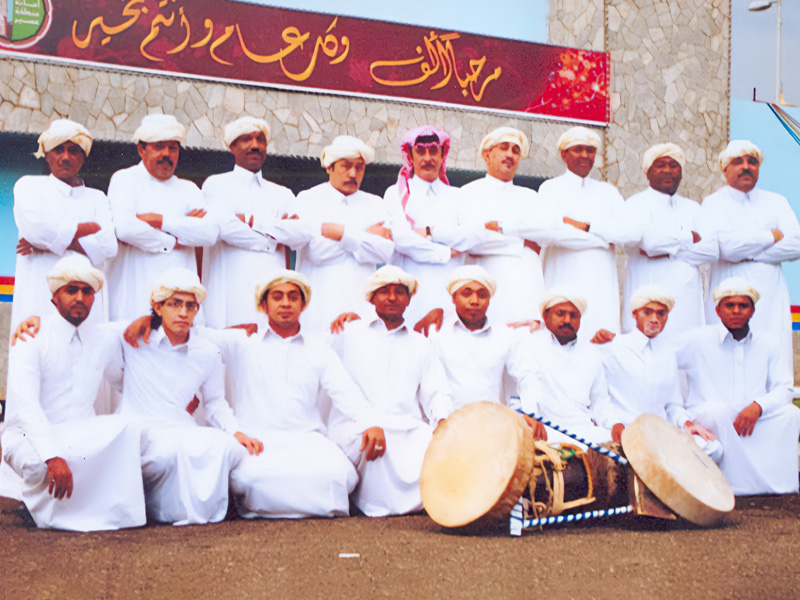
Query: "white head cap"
446 265 497 297
718 140 763 172
557 126 601 153
630 284 675 313
642 143 685 174
47 254 105 294
712 277 760 306
479 127 530 159
132 114 187 145
255 269 312 312
224 116 271 148
150 268 206 305
321 135 375 169
365 265 418 301
35 119 93 159
539 288 588 316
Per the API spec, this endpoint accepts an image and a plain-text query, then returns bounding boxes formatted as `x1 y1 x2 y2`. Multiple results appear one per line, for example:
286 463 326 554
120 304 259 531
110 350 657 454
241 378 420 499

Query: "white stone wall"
550 0 731 202
0 57 569 179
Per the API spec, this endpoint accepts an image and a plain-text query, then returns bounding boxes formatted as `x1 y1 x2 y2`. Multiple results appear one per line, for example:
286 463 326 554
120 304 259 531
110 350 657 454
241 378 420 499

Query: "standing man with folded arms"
106 114 217 321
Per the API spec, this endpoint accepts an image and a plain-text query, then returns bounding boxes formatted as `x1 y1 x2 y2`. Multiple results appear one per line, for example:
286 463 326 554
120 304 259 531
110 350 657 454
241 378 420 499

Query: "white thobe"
598 328 722 459
295 183 394 333
675 324 800 495
118 327 246 525
385 177 480 325
1 312 145 531
11 174 117 330
623 188 718 341
200 326 377 519
518 329 614 445
329 318 454 516
460 175 559 323
702 186 800 376
538 170 638 339
201 166 310 328
428 316 537 411
106 162 217 320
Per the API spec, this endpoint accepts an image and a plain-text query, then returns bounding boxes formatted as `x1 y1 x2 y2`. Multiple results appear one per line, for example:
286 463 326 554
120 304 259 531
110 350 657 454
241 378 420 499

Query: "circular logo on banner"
0 0 53 49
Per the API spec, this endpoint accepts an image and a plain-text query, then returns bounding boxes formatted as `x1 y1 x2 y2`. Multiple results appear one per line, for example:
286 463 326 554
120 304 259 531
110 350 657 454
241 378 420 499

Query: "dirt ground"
1 493 798 600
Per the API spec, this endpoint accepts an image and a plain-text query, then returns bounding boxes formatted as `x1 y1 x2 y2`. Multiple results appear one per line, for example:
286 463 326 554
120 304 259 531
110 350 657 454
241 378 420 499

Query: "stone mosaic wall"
0 58 570 180
550 0 731 202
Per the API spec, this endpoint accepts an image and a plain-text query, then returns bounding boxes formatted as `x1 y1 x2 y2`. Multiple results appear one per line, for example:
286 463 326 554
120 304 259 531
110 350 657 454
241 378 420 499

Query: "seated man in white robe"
202 270 383 519
598 285 722 460
2 255 145 531
419 265 546 439
518 289 615 445
119 268 262 525
675 277 800 495
329 266 454 517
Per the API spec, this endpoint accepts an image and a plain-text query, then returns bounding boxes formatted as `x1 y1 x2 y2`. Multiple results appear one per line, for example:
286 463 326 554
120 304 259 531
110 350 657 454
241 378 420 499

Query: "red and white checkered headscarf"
396 125 451 227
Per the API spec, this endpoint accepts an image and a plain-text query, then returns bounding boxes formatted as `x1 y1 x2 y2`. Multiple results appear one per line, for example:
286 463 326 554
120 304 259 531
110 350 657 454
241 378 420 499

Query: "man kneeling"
2 255 145 531
120 268 262 525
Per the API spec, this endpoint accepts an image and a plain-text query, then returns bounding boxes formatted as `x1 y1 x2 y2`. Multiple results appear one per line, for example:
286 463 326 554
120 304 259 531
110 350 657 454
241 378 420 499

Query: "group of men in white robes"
5 111 800 531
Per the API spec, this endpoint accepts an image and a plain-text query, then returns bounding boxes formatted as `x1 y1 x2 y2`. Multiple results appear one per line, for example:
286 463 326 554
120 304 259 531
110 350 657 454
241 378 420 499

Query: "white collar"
562 169 592 187
484 173 515 188
716 322 752 344
232 164 265 186
367 317 409 336
48 173 82 197
150 326 192 352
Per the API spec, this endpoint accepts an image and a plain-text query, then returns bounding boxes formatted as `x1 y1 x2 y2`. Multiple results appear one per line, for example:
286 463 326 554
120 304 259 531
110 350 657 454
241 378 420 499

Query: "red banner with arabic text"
0 0 609 124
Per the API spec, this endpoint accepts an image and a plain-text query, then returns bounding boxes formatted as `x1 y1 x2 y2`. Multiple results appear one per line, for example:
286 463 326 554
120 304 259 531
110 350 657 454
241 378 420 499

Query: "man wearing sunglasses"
384 125 480 326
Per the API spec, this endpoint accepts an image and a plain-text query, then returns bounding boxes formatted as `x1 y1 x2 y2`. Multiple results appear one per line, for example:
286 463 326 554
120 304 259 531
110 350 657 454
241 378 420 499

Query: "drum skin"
621 414 735 526
420 402 534 528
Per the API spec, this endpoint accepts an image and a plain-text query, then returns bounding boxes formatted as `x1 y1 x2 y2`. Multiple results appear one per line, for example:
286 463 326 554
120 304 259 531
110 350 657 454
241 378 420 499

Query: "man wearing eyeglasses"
118 267 262 525
383 125 480 326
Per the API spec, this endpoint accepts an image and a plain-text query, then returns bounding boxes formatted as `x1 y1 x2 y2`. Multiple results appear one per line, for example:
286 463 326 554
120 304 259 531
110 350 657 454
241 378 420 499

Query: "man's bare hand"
45 457 73 500
16 238 38 256
639 249 668 259
450 248 462 259
136 213 164 229
522 414 548 441
683 421 717 441
186 208 207 218
771 228 784 243
414 308 444 337
523 239 542 254
590 329 616 344
734 402 762 437
413 227 428 237
506 319 541 333
330 312 361 334
236 213 255 227
611 423 625 444
365 221 393 240
321 223 345 241
234 432 264 456
227 323 259 337
124 315 153 348
281 213 299 220
691 231 702 243
361 427 386 461
563 216 590 232
11 316 41 345
485 221 500 232
186 396 200 415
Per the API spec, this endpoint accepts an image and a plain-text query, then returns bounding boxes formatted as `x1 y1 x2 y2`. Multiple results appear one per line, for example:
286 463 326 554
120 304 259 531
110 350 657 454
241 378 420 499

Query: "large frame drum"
421 403 735 533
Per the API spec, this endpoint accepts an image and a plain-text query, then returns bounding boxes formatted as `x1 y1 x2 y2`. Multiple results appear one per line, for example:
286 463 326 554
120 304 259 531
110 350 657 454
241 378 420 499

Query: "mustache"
157 157 174 166
246 149 264 155
558 323 575 332
739 169 755 178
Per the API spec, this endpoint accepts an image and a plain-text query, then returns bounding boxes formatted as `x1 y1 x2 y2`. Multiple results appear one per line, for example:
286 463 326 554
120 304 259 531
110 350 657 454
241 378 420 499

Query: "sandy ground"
1 493 798 600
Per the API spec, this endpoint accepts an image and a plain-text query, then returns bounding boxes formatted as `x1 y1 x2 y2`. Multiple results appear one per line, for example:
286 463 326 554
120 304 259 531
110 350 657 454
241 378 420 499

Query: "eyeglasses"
413 144 441 157
163 298 200 312
64 285 95 296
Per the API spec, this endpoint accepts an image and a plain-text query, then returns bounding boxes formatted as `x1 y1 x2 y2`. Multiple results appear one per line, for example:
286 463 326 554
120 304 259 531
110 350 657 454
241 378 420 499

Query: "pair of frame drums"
420 402 735 533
